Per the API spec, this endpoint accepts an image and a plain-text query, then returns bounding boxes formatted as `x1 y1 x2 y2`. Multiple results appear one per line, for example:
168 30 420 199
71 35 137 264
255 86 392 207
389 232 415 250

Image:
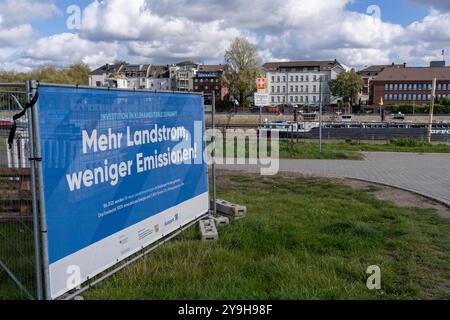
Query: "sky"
0 0 449 72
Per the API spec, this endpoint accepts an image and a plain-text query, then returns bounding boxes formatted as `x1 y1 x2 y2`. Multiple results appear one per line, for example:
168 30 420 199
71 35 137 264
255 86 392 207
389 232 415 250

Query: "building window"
394 84 398 90
295 76 299 82
385 84 389 90
389 94 393 100
389 84 393 90
271 86 275 93
399 84 403 90
290 85 294 92
272 96 275 103
271 76 275 83
96 81 101 87
384 93 388 100
295 85 299 92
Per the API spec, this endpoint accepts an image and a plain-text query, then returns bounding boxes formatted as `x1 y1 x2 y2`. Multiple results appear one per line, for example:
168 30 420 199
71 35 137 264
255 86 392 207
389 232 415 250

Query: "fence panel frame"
0 81 43 300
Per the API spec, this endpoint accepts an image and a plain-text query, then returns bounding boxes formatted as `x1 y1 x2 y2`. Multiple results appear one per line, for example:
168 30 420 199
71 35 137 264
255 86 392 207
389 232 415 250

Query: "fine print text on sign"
254 92 270 107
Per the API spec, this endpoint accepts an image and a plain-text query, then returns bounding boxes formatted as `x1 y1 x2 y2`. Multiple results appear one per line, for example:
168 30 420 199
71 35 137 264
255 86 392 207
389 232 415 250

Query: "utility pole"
427 78 437 143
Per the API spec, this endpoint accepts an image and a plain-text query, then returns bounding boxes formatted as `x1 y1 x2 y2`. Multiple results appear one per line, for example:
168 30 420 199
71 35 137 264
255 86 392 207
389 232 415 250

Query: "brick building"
358 63 406 105
193 65 228 105
373 66 450 106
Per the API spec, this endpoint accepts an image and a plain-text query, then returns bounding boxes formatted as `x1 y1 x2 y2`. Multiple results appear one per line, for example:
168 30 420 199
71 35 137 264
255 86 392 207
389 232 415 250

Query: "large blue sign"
37 85 209 299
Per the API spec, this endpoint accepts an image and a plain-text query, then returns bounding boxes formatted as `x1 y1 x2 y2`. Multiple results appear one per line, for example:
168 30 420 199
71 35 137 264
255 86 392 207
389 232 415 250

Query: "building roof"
198 65 225 72
89 64 123 76
262 60 343 71
359 64 405 74
148 65 170 78
374 67 450 82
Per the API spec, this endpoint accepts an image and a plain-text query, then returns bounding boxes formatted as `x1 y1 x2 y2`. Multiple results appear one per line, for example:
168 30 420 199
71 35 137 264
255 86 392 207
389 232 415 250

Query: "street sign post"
254 92 270 107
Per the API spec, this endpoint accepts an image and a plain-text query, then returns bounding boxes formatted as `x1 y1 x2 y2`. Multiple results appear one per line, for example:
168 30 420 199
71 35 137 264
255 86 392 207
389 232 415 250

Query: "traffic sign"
257 77 267 91
254 92 270 107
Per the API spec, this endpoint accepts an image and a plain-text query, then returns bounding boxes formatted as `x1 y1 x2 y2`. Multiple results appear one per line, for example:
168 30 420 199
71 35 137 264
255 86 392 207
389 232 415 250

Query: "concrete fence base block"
220 213 246 222
212 199 247 218
212 215 230 226
199 219 219 241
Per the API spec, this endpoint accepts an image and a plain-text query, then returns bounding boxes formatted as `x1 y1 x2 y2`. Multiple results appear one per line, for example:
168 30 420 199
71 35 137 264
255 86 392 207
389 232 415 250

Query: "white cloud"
17 33 119 69
0 0 60 27
0 0 449 70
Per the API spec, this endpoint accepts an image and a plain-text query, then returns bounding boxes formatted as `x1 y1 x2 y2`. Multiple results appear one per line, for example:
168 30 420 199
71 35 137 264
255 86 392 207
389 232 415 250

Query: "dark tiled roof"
198 65 225 72
359 64 405 74
89 64 123 75
262 60 342 71
149 65 170 78
374 67 450 82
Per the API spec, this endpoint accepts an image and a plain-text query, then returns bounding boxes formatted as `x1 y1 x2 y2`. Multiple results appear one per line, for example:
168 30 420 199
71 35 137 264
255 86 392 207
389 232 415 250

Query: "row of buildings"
89 62 228 105
89 59 450 108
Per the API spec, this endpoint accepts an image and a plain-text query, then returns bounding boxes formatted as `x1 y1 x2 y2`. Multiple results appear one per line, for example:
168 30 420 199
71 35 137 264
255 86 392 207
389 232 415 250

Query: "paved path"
218 152 450 207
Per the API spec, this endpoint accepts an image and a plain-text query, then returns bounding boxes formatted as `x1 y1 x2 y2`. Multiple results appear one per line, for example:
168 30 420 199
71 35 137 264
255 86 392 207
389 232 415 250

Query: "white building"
263 60 345 107
145 65 171 91
89 64 171 91
89 64 124 87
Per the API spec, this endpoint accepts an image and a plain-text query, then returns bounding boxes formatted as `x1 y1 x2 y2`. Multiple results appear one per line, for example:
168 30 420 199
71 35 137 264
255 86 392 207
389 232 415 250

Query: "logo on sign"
257 77 266 91
164 213 180 227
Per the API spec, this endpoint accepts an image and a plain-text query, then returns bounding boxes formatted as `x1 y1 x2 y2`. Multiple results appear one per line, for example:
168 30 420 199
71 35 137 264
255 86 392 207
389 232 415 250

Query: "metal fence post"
30 80 51 300
26 81 43 300
211 91 217 216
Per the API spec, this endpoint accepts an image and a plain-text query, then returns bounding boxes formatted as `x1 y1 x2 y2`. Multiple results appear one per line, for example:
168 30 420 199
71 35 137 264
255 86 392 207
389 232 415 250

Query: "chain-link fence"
0 83 40 300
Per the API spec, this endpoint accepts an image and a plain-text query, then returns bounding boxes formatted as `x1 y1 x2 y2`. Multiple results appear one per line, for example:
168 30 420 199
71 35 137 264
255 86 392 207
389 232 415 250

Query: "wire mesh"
0 84 38 300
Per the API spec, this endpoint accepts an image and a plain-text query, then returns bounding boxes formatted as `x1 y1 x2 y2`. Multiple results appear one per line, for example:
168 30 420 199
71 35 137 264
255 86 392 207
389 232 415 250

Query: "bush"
388 104 450 114
391 138 431 148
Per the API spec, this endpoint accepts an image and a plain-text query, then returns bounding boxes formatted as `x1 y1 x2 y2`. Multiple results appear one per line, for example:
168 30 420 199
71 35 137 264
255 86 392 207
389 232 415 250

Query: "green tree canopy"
223 37 259 108
328 71 363 111
0 63 91 85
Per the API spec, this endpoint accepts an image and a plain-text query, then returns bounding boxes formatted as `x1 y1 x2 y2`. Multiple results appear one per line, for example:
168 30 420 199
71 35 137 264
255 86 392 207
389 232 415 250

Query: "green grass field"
79 173 450 300
280 139 450 160
225 138 450 161
1 173 449 300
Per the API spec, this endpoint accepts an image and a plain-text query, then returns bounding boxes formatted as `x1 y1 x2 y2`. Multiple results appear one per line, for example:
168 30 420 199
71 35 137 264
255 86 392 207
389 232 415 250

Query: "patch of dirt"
339 178 450 219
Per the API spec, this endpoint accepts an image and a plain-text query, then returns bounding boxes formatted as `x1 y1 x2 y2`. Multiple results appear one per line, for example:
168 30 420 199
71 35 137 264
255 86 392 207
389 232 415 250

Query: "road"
218 152 450 207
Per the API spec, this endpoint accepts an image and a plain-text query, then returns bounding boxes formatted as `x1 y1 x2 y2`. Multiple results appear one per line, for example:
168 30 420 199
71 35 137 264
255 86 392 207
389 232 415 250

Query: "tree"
328 71 363 113
0 63 91 85
223 37 259 109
